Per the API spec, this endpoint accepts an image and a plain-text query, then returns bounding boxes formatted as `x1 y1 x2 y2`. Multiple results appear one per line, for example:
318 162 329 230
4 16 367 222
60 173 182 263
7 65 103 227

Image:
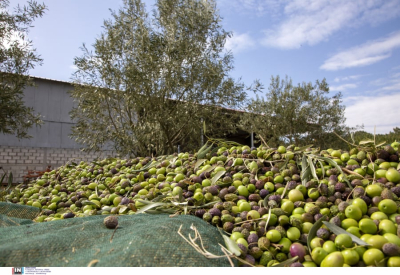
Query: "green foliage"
70 0 259 157
240 75 353 149
0 167 13 202
349 127 400 147
0 0 46 139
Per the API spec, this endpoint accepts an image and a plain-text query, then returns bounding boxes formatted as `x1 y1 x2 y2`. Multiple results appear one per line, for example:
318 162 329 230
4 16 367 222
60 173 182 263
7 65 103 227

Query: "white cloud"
225 32 255 54
218 0 283 17
344 94 400 134
391 65 400 71
260 0 400 49
69 65 78 70
370 71 400 88
334 75 365 82
382 77 400 91
320 31 400 71
330 83 357 92
370 77 386 87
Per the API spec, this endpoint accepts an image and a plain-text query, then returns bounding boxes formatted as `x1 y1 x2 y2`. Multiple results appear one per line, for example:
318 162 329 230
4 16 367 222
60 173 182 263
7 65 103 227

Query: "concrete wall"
0 146 114 184
0 77 116 183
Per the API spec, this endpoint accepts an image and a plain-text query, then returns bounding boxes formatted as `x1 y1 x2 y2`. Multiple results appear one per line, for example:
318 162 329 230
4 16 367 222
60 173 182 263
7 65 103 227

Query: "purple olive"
289 243 306 262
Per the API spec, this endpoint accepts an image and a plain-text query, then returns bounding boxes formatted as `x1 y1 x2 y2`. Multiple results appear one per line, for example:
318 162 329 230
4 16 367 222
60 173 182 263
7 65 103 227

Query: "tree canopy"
70 0 259 156
0 0 46 139
240 75 351 149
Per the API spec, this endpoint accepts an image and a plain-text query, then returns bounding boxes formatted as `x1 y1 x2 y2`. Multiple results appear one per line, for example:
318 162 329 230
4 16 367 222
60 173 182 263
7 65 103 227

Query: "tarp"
0 202 234 267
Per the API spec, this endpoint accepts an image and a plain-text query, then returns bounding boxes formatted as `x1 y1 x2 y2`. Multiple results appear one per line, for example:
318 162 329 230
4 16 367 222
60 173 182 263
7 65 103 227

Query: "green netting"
0 202 39 227
0 203 235 267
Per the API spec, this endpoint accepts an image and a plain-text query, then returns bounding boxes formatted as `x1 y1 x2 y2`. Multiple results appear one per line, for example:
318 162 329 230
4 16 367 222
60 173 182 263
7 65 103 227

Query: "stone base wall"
0 146 115 184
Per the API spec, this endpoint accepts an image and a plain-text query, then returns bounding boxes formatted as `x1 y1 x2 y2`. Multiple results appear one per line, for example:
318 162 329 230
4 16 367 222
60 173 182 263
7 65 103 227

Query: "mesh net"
0 203 235 267
0 202 39 227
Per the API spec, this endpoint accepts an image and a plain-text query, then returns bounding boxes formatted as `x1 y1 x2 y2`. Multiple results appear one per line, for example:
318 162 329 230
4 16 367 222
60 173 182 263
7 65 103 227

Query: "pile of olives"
5 142 400 267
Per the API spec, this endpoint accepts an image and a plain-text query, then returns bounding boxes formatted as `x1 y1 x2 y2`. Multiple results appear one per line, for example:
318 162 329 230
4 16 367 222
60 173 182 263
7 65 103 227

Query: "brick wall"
0 145 115 184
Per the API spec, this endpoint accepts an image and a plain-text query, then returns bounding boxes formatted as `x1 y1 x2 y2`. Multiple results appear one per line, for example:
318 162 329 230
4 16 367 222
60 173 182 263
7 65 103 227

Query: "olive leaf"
202 165 217 174
194 159 207 171
224 157 234 165
358 139 374 145
119 205 128 214
187 201 218 209
264 207 272 232
198 143 214 159
129 161 159 173
322 221 370 246
271 256 299 267
349 132 355 144
183 203 188 215
101 206 113 212
280 184 289 199
307 215 327 253
81 200 97 206
168 157 178 167
375 141 386 148
263 193 273 208
103 181 112 193
0 173 6 186
178 190 183 203
7 172 13 189
301 155 312 186
307 156 319 181
294 144 313 153
135 202 166 214
211 170 226 185
317 156 351 188
196 141 210 155
279 158 290 172
166 172 177 177
151 194 168 202
318 160 326 179
144 209 164 214
217 228 241 256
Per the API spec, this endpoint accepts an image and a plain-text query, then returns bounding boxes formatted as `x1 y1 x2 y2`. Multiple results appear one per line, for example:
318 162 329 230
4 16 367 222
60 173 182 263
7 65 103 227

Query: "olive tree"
70 0 257 156
0 0 46 139
240 75 349 149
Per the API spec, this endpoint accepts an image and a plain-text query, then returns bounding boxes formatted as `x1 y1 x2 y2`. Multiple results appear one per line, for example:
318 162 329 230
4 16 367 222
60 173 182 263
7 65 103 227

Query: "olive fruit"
103 216 118 229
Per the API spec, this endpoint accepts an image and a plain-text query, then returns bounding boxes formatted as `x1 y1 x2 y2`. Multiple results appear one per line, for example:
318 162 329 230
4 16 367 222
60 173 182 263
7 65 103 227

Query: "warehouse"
0 76 253 183
0 77 115 183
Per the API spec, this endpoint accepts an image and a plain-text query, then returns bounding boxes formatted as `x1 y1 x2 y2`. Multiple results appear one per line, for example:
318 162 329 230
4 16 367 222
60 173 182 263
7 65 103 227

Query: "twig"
219 244 235 267
257 134 270 148
234 217 266 226
109 225 118 243
177 224 234 260
87 259 98 267
342 168 365 179
169 212 180 218
333 131 357 147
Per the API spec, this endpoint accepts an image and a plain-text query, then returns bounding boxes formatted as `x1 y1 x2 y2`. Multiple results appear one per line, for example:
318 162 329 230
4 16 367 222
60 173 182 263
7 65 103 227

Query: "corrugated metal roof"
30 75 73 85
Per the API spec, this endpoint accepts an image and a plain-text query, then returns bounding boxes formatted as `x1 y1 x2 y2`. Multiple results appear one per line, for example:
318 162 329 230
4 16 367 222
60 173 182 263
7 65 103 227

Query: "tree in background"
70 0 259 157
241 75 352 149
344 127 400 148
0 0 46 139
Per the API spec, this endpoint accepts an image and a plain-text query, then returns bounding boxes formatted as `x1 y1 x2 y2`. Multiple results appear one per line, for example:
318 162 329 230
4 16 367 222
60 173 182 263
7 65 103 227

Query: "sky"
7 0 400 134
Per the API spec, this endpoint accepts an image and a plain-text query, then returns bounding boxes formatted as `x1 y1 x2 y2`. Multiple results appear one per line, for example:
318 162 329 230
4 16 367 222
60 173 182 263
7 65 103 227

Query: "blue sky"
8 0 400 134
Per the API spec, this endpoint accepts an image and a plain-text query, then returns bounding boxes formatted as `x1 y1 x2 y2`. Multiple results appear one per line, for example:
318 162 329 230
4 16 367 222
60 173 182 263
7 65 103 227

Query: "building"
0 76 253 183
0 77 114 183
